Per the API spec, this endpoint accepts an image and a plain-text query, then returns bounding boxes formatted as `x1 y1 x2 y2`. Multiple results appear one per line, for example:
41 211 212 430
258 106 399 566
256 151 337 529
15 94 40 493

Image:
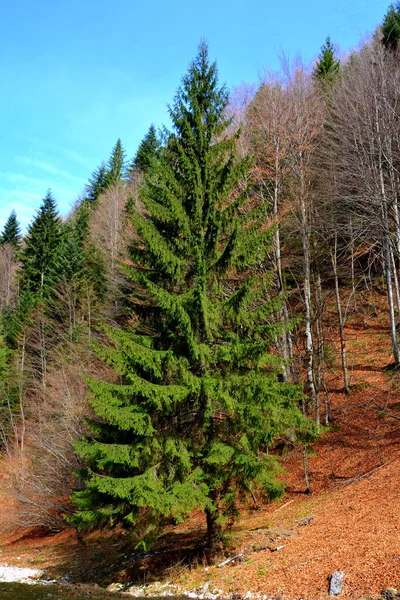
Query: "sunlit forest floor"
0 290 399 599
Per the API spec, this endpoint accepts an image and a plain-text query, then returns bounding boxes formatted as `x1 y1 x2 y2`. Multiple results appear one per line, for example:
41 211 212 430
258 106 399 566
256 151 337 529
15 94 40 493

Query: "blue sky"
0 0 391 231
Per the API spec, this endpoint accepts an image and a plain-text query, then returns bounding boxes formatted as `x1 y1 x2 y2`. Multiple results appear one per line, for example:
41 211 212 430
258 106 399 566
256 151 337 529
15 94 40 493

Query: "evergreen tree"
105 138 126 187
382 3 400 52
19 190 63 296
85 163 108 204
48 223 85 290
0 210 21 248
0 326 11 443
0 325 18 444
85 140 126 203
47 205 107 331
72 200 91 244
72 43 318 549
313 37 340 87
128 124 161 176
68 200 108 303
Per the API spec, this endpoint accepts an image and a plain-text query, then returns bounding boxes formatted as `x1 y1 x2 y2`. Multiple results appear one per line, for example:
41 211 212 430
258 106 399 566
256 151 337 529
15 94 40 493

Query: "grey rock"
294 515 315 527
381 590 400 600
329 571 344 596
268 545 285 552
106 582 124 592
217 554 244 567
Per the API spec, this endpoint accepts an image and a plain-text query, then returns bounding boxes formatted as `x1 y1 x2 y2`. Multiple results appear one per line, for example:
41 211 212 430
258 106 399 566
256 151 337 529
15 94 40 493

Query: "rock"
217 554 244 567
106 582 124 592
125 582 185 597
294 515 315 527
267 545 285 552
127 586 145 597
381 590 400 600
251 527 297 541
329 571 345 596
251 543 269 552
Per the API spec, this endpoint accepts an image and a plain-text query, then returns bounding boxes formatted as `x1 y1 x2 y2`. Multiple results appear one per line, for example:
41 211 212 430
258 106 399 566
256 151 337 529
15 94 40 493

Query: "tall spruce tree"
19 190 62 296
85 140 127 204
85 163 108 204
313 37 340 88
128 124 161 176
382 3 400 52
0 210 21 248
105 138 126 187
72 42 317 549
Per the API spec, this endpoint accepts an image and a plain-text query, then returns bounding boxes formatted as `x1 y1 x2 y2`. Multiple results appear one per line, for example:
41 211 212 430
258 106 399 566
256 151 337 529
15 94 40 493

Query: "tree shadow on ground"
40 527 211 587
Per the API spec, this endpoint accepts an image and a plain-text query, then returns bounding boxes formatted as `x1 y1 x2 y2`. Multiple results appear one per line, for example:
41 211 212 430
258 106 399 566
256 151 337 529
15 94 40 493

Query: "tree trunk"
349 217 357 307
379 164 399 364
205 506 222 549
272 168 292 383
303 446 311 493
313 270 325 427
391 247 400 318
383 229 399 364
299 153 317 411
331 234 350 393
17 334 26 455
375 94 399 365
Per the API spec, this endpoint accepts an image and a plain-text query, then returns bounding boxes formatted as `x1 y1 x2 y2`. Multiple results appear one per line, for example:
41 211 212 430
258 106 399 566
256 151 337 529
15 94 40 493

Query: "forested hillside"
1 3 400 580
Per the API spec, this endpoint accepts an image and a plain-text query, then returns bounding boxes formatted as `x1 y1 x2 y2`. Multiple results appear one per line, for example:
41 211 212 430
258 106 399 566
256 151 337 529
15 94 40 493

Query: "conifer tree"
67 200 107 303
105 138 126 187
313 37 340 88
128 124 161 176
0 326 10 444
0 325 18 444
382 3 400 52
47 222 84 291
85 163 108 204
72 42 318 549
19 190 63 296
0 210 21 248
47 205 107 333
85 141 127 204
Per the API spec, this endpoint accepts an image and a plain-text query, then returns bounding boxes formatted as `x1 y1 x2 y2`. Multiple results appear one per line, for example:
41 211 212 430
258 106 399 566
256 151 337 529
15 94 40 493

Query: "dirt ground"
0 297 399 599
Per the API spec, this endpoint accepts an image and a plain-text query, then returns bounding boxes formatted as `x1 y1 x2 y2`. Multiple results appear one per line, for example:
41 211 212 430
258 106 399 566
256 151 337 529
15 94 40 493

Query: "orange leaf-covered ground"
0 298 399 599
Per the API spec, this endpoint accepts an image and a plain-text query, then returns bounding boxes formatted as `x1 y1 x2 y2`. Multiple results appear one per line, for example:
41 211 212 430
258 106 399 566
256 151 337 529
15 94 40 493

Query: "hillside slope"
0 301 399 599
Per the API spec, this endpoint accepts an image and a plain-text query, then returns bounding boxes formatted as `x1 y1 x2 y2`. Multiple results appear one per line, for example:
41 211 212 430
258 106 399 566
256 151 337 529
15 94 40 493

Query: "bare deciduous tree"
327 41 400 365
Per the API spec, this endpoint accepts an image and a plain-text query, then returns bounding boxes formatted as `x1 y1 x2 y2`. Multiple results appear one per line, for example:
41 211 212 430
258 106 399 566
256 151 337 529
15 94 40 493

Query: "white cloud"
14 155 84 182
0 176 81 232
21 137 94 170
0 147 89 233
0 191 42 231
